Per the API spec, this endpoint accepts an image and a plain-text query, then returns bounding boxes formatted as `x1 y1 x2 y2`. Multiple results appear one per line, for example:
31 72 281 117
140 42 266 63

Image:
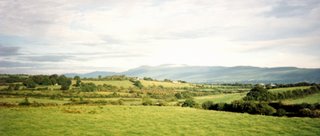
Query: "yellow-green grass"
0 97 68 104
0 86 8 90
77 80 134 88
194 93 247 104
140 80 193 88
268 86 310 93
1 106 320 136
0 97 143 105
282 93 320 104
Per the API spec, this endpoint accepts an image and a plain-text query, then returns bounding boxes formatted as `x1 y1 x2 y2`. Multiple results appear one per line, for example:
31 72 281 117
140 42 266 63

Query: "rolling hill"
66 65 320 83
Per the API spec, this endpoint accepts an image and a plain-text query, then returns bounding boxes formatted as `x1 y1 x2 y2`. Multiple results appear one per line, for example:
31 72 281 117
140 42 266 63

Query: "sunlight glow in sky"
0 0 320 74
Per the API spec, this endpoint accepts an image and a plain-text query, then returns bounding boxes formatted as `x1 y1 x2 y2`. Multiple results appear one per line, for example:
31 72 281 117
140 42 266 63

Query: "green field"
268 86 310 93
0 86 8 90
193 93 246 104
0 106 319 136
77 80 193 88
79 80 134 88
140 80 193 88
0 97 67 104
283 93 320 104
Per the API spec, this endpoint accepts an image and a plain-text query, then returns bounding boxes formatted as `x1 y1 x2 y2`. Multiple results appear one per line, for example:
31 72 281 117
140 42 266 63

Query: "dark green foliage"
202 101 214 110
163 79 172 82
143 77 154 81
276 109 286 116
0 74 28 84
203 100 320 118
21 74 72 90
49 74 59 85
182 98 197 108
174 93 183 99
132 80 143 89
178 80 187 83
257 103 276 115
298 108 320 118
23 78 36 88
203 100 277 115
243 85 271 101
19 97 30 106
244 84 320 101
74 76 81 87
80 83 97 92
58 75 72 90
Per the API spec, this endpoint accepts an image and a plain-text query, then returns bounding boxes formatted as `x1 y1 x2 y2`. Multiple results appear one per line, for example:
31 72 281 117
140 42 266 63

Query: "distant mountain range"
65 65 320 83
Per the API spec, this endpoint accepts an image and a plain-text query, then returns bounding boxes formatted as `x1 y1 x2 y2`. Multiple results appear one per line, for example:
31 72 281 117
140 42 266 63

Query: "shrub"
202 101 214 110
81 83 97 92
257 103 276 115
19 97 30 106
23 79 36 88
299 108 312 117
276 108 286 116
182 98 197 108
132 80 143 89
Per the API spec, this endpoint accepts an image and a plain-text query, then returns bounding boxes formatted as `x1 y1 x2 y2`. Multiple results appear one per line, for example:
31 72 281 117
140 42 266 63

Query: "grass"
0 97 68 104
193 93 246 104
79 80 134 88
0 106 319 136
282 93 320 104
268 86 310 93
140 80 193 88
0 86 8 90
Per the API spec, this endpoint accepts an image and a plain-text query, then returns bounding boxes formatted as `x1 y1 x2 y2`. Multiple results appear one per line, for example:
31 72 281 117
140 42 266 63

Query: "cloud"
0 60 36 67
0 45 20 56
20 55 73 62
0 0 319 73
263 0 320 18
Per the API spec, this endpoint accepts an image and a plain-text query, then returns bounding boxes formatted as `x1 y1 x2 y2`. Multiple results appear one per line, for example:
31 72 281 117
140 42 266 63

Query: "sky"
0 0 320 74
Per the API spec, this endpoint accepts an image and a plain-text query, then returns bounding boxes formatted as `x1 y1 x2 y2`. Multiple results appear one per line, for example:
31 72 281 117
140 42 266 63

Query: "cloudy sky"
0 0 319 74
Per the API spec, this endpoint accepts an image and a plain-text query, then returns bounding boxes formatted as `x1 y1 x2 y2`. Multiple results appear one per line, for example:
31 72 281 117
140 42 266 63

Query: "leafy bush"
276 108 286 116
19 97 30 106
182 98 197 108
23 79 36 88
81 83 97 92
132 80 143 89
256 103 276 115
202 101 214 110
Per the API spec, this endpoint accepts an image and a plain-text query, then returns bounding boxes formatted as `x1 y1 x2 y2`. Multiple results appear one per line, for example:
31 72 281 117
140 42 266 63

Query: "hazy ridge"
65 65 320 83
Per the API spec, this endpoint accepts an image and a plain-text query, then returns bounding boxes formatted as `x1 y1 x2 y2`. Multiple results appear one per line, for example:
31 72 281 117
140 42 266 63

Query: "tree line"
22 75 72 90
243 84 320 101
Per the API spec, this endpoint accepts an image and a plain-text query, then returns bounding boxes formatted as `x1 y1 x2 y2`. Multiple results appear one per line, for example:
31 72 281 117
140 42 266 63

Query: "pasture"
268 86 311 93
1 106 320 136
79 80 134 88
283 93 320 104
193 93 246 104
140 80 193 88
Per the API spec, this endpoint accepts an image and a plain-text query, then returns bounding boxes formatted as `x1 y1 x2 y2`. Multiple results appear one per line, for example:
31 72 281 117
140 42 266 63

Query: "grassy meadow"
193 93 246 104
1 74 320 135
78 80 134 88
1 106 320 136
268 86 311 93
140 80 193 88
283 93 320 104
